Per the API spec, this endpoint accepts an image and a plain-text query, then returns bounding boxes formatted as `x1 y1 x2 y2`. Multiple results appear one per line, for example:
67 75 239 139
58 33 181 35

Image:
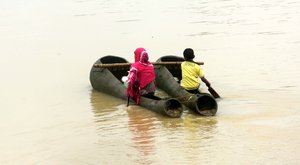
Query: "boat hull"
90 56 183 118
155 55 218 116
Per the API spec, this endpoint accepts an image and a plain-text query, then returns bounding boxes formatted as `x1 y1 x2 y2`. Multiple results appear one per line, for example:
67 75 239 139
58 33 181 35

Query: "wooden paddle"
208 86 220 98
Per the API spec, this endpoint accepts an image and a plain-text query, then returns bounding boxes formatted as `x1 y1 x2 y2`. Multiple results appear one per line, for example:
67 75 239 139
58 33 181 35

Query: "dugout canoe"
154 55 218 116
90 55 183 118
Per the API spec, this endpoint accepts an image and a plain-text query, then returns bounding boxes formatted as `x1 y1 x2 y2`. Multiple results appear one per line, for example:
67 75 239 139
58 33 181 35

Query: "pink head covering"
139 50 149 64
134 47 146 62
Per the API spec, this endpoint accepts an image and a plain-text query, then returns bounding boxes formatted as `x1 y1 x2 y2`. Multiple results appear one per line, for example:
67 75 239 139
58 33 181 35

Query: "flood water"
1 0 300 164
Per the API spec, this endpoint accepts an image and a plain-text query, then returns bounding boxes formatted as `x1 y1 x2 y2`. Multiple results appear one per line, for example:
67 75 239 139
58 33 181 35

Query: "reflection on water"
90 89 125 114
90 89 218 164
127 107 156 165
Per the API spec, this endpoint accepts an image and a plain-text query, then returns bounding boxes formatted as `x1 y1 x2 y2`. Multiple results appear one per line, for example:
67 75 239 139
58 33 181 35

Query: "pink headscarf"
134 47 146 62
139 51 149 64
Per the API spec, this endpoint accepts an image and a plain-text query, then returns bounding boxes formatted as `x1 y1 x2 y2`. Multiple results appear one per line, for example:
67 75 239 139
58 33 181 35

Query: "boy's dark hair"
183 48 195 60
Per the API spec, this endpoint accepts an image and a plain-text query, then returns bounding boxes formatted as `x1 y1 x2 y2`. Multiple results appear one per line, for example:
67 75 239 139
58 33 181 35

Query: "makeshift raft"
90 55 183 118
155 55 218 116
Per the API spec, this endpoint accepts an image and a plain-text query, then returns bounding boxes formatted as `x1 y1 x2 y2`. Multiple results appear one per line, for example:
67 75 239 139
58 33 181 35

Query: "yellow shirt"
180 61 204 90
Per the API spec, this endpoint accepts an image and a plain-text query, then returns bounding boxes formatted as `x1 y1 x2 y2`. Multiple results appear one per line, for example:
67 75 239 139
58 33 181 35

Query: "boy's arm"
201 77 211 87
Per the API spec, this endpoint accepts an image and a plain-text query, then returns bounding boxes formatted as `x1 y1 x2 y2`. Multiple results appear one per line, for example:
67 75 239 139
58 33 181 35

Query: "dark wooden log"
90 55 183 118
155 55 218 116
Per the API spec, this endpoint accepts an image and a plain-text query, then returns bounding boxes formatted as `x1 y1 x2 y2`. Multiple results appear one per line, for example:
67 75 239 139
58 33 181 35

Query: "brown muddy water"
1 0 300 164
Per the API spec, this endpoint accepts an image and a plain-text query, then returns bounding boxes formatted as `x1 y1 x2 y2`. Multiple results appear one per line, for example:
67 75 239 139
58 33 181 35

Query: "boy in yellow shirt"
180 48 211 94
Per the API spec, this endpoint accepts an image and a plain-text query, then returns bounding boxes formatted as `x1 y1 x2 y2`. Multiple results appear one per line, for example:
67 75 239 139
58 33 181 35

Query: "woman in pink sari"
126 47 156 105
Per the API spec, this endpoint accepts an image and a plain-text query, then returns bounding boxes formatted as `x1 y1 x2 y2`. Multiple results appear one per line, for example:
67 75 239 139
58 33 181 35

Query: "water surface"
0 0 300 164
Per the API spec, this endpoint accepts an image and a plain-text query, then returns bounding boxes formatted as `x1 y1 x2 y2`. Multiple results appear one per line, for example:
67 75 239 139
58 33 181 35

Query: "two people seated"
126 47 212 105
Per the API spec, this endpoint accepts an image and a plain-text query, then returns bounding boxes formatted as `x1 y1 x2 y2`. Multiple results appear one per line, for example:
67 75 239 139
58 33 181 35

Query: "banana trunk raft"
90 55 183 118
155 55 218 116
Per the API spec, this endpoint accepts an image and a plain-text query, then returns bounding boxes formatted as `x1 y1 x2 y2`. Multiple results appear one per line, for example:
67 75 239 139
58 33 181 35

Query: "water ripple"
115 19 141 23
73 13 96 17
256 31 285 35
186 32 227 37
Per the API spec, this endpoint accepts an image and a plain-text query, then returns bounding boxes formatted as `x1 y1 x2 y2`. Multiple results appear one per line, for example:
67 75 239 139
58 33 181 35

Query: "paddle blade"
208 87 221 98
